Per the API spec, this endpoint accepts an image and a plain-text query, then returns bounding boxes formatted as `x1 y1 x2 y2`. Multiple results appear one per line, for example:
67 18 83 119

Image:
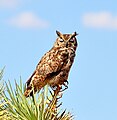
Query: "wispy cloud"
7 12 49 29
0 0 20 8
82 12 117 30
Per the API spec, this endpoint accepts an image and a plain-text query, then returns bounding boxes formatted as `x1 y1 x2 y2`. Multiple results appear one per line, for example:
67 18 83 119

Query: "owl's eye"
69 38 74 42
59 38 64 42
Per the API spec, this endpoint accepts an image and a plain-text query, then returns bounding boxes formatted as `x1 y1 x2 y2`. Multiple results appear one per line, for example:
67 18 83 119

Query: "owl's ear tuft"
72 32 79 37
56 30 62 38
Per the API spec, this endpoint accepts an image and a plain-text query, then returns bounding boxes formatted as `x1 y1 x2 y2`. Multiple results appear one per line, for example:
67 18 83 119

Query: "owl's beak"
66 42 69 48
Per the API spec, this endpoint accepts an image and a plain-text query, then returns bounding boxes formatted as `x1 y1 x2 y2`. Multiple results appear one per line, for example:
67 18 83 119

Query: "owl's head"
54 30 78 50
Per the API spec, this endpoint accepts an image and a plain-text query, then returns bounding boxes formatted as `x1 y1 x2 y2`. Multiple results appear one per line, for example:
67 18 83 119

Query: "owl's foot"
60 85 68 92
51 81 68 93
64 80 69 85
59 81 68 92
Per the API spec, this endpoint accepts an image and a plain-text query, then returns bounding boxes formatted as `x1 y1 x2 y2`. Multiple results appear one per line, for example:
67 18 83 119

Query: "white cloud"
8 12 49 29
0 0 20 8
82 12 117 29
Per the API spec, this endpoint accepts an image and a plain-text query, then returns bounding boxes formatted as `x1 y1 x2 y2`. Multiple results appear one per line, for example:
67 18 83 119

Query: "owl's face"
54 31 78 50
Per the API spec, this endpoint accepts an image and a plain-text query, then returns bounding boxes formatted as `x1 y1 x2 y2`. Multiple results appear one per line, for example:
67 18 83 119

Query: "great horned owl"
24 31 78 97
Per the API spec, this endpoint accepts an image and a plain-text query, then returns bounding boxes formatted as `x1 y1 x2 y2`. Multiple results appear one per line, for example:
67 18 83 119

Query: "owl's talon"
63 81 68 88
64 80 69 85
60 85 68 92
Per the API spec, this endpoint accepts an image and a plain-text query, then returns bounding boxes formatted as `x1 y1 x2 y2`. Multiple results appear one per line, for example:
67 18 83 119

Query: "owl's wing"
26 70 36 87
26 48 68 87
24 48 69 97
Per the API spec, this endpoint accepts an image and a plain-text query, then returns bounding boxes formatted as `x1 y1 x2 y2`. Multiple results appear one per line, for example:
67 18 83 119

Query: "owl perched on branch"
24 31 78 97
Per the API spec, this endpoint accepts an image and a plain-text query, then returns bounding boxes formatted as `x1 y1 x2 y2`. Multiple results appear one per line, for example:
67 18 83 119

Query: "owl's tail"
24 71 36 97
24 86 34 97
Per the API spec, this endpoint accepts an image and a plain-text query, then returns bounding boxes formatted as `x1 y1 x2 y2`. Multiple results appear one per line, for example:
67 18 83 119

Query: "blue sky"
0 0 117 120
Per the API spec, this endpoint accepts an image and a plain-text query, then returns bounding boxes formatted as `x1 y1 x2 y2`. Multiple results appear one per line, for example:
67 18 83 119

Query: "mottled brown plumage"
24 31 78 97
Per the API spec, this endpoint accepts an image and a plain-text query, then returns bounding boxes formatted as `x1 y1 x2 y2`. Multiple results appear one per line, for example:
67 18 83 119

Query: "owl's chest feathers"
47 47 76 86
59 47 76 67
50 47 76 69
